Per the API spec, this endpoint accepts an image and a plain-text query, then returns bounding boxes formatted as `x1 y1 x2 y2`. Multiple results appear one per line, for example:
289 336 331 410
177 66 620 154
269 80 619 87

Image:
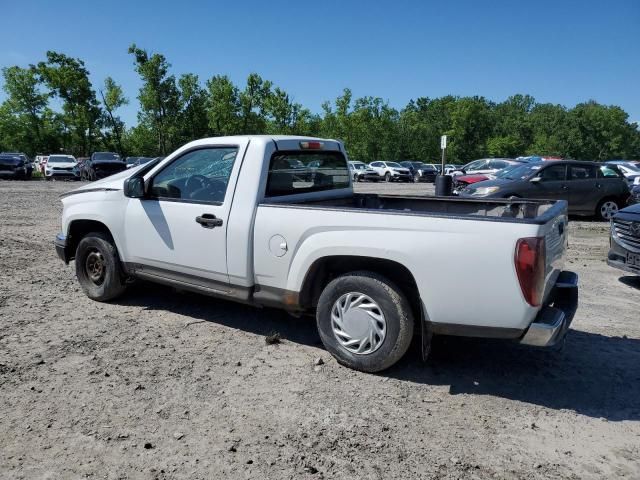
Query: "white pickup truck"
55 136 578 372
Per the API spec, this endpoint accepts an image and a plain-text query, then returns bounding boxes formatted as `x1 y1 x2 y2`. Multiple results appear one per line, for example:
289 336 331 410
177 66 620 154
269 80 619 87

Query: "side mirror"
124 176 145 198
530 176 542 184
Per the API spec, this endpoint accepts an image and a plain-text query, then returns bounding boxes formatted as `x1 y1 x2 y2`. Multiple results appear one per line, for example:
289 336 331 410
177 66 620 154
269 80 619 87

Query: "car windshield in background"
138 157 154 165
266 151 349 197
387 162 402 168
94 153 121 161
352 163 366 170
499 164 542 180
126 157 140 165
48 156 75 163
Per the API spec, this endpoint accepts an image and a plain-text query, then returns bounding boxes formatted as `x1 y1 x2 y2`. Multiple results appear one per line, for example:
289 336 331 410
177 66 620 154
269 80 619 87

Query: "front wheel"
75 232 127 301
384 172 391 182
597 198 619 221
316 271 415 373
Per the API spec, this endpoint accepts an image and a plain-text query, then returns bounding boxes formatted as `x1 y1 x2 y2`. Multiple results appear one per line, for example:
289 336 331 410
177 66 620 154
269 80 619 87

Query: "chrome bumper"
520 271 579 347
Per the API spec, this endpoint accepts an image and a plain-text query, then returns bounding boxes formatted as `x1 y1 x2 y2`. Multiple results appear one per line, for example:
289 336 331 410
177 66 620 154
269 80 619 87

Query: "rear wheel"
316 271 414 373
75 232 126 301
597 198 619 221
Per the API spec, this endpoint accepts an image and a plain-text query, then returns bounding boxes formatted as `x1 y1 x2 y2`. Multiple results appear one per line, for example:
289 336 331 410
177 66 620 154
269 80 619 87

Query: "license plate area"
626 252 640 267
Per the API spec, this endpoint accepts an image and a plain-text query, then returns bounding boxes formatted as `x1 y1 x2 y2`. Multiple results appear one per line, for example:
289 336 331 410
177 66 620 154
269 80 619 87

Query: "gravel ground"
0 179 639 480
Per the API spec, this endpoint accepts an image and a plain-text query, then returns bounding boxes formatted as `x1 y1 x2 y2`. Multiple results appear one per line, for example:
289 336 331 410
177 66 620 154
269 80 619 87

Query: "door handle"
595 183 602 189
195 214 223 229
561 184 569 190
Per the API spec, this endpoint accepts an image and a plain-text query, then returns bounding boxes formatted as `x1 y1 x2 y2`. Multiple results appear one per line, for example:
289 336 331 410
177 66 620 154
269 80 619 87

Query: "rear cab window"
265 151 350 197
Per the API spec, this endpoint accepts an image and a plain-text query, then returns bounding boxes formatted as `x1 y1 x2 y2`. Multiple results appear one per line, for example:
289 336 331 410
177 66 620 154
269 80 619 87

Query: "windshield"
93 152 121 161
494 163 529 179
126 157 140 165
618 163 640 173
499 164 542 180
386 162 402 168
352 163 366 170
48 156 75 163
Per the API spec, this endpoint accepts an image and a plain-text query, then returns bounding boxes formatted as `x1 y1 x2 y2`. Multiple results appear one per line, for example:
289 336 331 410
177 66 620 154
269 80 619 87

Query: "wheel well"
299 256 421 317
66 220 114 260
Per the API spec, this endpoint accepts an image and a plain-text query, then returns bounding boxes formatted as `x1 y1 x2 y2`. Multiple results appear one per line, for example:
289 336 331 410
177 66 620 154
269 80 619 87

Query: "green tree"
178 73 209 142
128 44 180 154
99 76 128 154
206 75 241 136
238 73 272 134
37 51 102 156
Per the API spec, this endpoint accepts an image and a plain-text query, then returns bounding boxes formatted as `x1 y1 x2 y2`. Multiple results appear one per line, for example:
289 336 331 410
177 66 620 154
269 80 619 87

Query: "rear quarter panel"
253 205 564 330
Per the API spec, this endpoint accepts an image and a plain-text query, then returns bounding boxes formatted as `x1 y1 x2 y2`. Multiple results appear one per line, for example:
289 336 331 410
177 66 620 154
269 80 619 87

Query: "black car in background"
608 202 640 275
82 152 126 180
399 161 438 182
0 152 33 179
459 160 630 220
0 153 33 179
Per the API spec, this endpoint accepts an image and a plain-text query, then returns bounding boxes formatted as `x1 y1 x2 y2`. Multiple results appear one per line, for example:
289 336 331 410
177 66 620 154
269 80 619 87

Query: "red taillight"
299 141 324 150
515 237 546 306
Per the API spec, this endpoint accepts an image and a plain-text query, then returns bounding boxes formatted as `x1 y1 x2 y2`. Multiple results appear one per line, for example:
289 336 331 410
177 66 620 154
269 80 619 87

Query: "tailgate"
538 203 569 304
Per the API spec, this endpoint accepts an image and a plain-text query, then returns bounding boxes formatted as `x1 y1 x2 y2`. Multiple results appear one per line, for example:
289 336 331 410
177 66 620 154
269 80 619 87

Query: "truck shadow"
391 331 640 422
117 284 639 422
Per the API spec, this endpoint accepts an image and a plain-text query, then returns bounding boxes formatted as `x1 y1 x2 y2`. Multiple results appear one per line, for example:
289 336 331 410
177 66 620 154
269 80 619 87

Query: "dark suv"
82 152 125 180
0 152 33 179
459 160 630 220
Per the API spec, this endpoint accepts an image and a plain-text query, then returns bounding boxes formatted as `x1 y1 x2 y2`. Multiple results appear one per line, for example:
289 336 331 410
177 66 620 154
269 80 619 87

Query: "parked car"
399 161 438 182
451 158 516 177
605 160 640 187
83 152 126 180
348 161 368 182
366 161 412 182
0 153 32 179
54 135 577 373
44 154 79 180
607 203 640 275
453 157 542 193
459 161 630 220
1 152 33 179
630 184 640 204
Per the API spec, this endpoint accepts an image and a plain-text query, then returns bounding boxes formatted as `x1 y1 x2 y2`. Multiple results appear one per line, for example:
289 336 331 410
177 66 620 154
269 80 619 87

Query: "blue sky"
1 0 638 126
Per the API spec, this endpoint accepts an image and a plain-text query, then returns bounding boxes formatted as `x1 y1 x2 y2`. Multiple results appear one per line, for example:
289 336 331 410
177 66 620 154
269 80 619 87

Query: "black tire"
316 271 415 373
75 232 127 301
384 172 391 182
413 174 419 183
596 198 620 221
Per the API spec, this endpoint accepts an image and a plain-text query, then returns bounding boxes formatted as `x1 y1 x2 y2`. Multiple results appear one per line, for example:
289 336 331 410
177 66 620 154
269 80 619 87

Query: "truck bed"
265 193 562 224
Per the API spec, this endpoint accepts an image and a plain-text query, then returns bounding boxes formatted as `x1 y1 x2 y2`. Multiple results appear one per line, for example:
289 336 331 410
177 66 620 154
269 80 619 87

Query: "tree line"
1 46 639 163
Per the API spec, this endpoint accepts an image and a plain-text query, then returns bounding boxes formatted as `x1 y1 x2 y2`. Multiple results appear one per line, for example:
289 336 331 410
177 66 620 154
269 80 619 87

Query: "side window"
569 165 597 180
490 160 508 169
598 165 623 178
149 147 238 203
538 164 567 181
371 162 381 167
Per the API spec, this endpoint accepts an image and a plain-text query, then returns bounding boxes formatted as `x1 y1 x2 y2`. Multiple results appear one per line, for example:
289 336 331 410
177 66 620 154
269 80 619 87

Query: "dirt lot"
1 180 639 480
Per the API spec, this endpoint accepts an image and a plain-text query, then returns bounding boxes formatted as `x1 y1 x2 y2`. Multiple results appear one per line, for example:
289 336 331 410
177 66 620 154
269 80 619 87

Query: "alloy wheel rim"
601 201 618 220
331 292 387 355
85 250 106 285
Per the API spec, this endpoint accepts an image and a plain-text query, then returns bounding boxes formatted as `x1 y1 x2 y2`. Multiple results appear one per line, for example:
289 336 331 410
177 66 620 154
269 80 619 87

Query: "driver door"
123 144 246 289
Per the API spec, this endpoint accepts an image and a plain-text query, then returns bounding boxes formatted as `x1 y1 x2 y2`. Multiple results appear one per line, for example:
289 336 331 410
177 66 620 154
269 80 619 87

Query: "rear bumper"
54 233 70 263
519 271 579 347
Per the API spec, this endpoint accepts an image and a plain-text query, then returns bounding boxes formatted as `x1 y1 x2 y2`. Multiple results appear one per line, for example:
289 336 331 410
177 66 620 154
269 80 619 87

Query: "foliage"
1 47 639 163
